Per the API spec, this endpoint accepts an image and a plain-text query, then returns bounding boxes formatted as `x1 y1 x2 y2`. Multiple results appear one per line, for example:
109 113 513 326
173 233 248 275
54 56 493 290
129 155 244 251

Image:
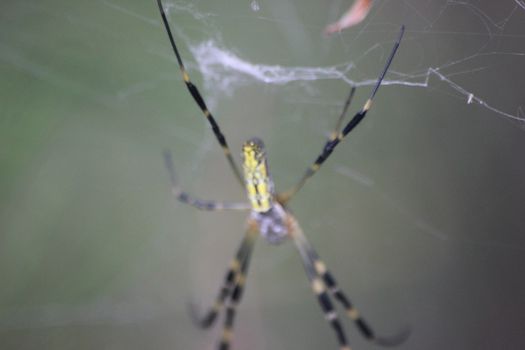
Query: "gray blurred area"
1 1 525 349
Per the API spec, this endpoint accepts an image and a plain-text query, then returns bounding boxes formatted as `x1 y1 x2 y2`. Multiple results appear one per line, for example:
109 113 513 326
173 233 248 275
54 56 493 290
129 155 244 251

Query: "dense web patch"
159 0 525 122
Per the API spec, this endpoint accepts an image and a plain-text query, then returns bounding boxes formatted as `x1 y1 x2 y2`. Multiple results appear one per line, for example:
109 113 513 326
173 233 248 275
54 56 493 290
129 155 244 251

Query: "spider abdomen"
250 204 289 245
242 138 276 213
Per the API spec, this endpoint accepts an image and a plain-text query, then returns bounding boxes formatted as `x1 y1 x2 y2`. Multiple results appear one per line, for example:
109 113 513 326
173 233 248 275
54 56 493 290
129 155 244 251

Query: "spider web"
155 0 525 123
1 1 525 350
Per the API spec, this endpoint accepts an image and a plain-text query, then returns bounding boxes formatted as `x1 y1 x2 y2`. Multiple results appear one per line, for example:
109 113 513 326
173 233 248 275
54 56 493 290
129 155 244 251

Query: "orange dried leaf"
325 0 373 35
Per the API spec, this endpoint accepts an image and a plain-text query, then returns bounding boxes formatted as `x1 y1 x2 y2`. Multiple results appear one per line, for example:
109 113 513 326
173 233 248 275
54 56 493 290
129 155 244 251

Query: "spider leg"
289 217 409 347
157 0 244 186
289 218 352 350
164 150 250 211
279 26 405 204
218 232 256 350
277 87 355 204
189 222 257 350
332 86 357 141
188 230 251 328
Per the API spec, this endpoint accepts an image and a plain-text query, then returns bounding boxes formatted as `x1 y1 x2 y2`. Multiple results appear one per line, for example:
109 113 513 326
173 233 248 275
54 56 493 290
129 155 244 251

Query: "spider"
157 1 408 349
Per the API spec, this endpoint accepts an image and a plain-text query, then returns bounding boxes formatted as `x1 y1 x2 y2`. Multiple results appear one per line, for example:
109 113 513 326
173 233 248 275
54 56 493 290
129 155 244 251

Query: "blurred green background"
1 0 525 349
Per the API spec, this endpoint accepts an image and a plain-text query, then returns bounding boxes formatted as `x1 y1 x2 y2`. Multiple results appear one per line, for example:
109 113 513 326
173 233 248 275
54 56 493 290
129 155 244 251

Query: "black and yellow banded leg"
190 227 257 329
156 0 244 186
289 219 352 350
278 26 405 204
308 268 352 350
164 150 250 211
332 86 357 140
218 228 257 350
291 218 409 347
277 86 355 204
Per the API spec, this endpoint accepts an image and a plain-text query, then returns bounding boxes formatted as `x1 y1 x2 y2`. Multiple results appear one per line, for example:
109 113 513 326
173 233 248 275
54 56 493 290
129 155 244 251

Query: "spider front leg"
157 0 244 186
279 26 404 204
289 217 409 348
277 86 356 204
163 150 250 211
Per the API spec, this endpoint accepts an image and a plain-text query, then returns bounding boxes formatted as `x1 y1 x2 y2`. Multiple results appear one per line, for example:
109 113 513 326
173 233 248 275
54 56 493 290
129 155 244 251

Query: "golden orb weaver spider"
157 0 408 349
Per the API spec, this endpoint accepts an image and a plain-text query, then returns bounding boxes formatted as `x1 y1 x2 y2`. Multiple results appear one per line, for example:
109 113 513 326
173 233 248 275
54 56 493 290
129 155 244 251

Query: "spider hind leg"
289 217 410 347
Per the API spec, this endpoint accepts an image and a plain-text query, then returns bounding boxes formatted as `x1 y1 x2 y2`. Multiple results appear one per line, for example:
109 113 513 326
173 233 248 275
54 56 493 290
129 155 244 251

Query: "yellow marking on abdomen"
242 141 273 213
